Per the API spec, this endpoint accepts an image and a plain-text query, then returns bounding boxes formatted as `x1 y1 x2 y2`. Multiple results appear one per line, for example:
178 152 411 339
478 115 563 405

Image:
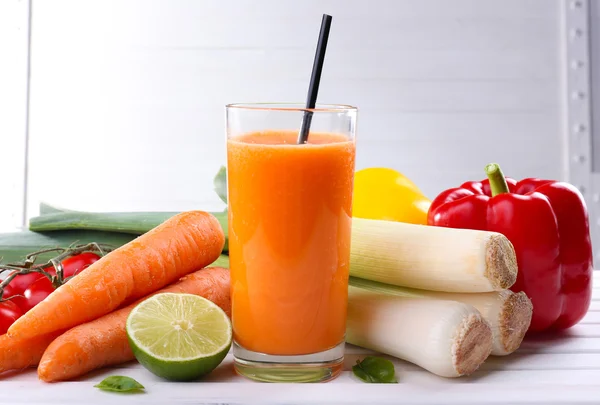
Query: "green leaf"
38 202 71 215
352 365 377 383
214 166 228 204
94 376 145 393
352 356 398 384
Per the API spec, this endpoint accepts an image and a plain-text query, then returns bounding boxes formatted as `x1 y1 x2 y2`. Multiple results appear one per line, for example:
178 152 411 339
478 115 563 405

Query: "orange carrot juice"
227 130 355 356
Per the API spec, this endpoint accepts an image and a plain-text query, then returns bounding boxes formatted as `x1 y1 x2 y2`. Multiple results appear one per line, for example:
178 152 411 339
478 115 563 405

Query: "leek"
350 277 532 356
0 230 137 265
347 286 493 377
29 210 228 252
350 218 517 292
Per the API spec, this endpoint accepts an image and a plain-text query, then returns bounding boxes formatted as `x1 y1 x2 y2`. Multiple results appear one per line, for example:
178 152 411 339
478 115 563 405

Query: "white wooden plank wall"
591 1 600 173
25 0 564 217
589 0 600 261
0 0 30 232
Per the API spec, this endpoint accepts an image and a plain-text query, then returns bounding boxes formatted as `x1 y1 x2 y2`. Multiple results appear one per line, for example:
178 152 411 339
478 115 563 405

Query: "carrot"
8 211 225 340
38 266 231 382
0 332 61 374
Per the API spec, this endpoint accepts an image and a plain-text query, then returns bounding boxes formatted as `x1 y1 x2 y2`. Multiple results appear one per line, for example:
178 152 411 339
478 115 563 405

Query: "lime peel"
126 293 232 381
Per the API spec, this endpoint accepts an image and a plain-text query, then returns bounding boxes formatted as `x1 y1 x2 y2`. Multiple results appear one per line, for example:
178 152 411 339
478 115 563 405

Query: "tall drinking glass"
226 103 357 383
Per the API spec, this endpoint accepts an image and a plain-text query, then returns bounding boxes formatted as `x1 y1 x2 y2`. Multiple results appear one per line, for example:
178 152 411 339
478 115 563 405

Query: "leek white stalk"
349 277 533 356
346 286 493 378
350 218 517 292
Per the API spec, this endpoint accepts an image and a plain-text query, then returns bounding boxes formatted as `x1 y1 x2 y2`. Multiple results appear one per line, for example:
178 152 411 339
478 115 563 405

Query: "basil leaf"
94 376 145 393
352 364 377 383
352 356 398 384
214 166 228 204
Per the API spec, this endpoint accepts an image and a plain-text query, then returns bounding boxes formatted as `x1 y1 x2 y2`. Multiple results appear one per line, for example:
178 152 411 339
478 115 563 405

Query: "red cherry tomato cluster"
0 252 100 334
0 301 22 335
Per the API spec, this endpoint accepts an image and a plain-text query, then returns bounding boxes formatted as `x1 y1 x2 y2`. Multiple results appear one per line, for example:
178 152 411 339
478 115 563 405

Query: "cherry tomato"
1 283 28 310
6 271 45 294
22 277 55 313
5 252 100 313
0 300 23 334
41 251 100 280
7 295 27 312
58 252 100 279
4 272 45 310
2 283 16 299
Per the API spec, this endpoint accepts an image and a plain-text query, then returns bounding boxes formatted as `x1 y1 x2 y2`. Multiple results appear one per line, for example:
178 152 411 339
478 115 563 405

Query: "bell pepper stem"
485 163 510 197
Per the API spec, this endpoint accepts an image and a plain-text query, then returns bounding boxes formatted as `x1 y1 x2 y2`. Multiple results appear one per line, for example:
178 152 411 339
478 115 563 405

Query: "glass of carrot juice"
226 103 357 383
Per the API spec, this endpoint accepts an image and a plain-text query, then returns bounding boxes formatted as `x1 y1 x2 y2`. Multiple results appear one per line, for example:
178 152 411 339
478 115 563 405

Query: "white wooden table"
3 275 600 405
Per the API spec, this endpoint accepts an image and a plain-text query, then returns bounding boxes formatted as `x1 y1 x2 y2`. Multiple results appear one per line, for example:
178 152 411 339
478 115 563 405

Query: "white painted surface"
2 275 600 404
26 0 564 219
0 0 30 231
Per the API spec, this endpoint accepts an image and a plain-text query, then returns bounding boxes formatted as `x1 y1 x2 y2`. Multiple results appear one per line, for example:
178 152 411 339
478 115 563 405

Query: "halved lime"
126 293 232 381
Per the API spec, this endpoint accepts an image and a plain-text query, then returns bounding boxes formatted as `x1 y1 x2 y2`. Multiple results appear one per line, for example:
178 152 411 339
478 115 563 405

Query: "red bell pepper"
428 163 593 333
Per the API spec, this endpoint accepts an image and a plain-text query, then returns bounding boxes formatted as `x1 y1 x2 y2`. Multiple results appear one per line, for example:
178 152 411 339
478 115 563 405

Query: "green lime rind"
129 341 231 382
126 293 232 382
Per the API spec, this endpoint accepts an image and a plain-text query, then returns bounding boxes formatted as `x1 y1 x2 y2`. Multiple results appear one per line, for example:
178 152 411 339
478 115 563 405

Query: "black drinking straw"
297 14 333 144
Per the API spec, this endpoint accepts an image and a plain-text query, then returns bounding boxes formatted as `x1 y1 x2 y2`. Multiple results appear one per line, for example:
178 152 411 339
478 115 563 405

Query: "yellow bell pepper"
352 168 431 225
